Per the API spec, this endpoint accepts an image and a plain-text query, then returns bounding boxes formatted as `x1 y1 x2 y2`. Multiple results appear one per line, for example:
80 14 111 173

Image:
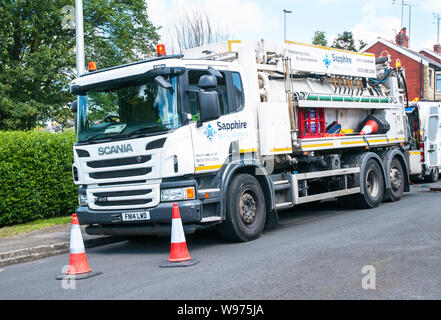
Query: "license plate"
122 211 150 222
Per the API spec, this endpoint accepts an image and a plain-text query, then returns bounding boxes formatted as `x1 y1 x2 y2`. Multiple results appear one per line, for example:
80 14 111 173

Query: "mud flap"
264 209 279 230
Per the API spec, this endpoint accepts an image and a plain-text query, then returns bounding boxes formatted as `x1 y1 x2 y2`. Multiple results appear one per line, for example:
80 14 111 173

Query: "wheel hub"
239 192 257 225
390 167 402 191
366 169 380 198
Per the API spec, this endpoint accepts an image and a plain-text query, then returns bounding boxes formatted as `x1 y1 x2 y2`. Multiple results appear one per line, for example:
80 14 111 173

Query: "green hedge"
0 130 77 227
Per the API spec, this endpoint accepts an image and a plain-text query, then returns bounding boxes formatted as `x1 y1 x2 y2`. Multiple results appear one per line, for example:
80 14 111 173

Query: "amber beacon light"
88 61 97 72
157 44 166 57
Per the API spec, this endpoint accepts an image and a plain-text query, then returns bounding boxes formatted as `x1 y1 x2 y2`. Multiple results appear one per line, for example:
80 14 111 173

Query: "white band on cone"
70 224 86 254
171 218 186 243
361 125 372 135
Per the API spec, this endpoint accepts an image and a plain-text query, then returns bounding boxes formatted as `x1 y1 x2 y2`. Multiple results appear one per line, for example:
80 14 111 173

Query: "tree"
312 31 327 47
83 0 159 68
0 0 159 130
331 31 367 52
332 31 357 51
358 39 368 51
167 7 229 54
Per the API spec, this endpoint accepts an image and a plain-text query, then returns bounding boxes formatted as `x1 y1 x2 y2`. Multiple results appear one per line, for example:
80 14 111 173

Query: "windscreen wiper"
86 133 119 143
126 123 168 137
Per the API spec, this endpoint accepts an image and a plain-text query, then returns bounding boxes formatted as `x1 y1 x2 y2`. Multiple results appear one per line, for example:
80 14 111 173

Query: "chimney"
395 28 409 48
434 44 441 54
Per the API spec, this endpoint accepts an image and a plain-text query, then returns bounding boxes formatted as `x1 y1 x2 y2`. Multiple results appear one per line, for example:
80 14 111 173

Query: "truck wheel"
353 159 385 209
383 158 404 202
425 168 439 183
217 174 266 242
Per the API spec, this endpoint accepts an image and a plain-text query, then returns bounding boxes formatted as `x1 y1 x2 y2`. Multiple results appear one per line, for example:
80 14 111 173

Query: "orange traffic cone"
160 203 200 268
57 214 101 280
360 120 379 135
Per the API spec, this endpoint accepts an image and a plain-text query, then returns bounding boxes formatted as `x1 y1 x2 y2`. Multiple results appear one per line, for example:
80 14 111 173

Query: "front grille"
98 180 146 187
87 184 160 210
94 189 152 198
90 168 152 179
87 155 151 168
94 199 153 207
82 148 159 210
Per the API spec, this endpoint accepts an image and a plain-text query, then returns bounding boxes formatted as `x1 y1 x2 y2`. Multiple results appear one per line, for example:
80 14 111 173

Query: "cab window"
188 70 229 121
231 72 245 112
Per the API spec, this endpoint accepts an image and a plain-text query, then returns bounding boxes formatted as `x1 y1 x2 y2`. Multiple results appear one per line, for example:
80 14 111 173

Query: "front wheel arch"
218 161 275 221
217 173 267 242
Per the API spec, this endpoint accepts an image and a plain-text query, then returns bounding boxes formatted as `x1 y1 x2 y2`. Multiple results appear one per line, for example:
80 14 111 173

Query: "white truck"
406 101 441 182
70 39 413 242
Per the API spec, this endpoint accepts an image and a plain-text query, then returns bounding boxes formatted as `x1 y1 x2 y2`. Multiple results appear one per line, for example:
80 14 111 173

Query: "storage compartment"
297 108 326 138
257 102 293 155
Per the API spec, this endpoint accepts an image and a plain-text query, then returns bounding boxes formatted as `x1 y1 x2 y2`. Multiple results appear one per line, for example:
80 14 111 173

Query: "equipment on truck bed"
359 114 390 136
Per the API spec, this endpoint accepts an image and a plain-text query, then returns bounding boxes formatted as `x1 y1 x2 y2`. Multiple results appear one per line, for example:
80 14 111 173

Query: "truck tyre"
383 157 404 202
353 159 385 209
425 168 439 183
217 173 266 242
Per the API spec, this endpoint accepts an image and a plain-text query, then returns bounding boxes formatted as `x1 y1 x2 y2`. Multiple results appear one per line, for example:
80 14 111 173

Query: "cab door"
186 69 251 174
425 104 441 168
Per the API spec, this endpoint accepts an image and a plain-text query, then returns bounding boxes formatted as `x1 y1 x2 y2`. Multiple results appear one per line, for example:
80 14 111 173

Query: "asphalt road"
1 183 440 300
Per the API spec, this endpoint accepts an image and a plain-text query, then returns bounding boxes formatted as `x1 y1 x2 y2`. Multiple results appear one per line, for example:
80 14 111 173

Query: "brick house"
419 46 441 97
362 28 441 101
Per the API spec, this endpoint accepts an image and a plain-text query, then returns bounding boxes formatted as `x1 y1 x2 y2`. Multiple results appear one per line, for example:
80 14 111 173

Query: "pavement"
0 223 123 267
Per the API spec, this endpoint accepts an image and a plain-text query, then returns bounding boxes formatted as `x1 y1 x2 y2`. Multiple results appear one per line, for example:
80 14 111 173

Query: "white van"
406 101 441 182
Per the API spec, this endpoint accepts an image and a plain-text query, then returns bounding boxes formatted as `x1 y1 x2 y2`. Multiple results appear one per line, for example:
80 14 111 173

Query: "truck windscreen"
76 75 180 143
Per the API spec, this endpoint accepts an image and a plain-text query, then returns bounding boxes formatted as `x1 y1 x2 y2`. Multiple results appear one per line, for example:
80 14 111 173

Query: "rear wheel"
217 174 266 242
384 158 404 202
353 159 385 209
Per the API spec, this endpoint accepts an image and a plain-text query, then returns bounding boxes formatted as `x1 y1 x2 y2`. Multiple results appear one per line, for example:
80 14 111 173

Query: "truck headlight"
161 187 195 202
78 193 88 206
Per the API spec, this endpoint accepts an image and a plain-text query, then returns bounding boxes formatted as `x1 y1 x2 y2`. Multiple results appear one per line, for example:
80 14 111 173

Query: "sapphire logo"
203 124 216 141
323 54 331 69
217 120 247 131
332 53 352 64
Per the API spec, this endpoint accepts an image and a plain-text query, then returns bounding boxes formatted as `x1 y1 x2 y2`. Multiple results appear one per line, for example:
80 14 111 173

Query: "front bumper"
76 199 202 226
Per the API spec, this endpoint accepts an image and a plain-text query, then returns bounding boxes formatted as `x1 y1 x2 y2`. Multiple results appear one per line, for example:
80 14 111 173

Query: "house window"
437 73 441 92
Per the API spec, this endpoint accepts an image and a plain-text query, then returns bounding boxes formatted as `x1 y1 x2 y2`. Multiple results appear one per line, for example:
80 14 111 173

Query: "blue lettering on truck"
332 54 352 64
217 120 247 131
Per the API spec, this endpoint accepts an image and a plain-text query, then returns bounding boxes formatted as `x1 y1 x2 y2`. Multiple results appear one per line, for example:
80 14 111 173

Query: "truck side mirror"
197 75 220 126
198 90 221 126
71 100 78 113
198 75 217 90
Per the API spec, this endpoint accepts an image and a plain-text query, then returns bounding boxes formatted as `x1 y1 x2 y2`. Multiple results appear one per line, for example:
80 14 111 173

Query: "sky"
146 0 441 52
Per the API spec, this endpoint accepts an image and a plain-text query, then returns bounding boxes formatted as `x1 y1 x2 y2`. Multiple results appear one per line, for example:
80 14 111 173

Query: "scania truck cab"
71 40 411 242
71 48 261 240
